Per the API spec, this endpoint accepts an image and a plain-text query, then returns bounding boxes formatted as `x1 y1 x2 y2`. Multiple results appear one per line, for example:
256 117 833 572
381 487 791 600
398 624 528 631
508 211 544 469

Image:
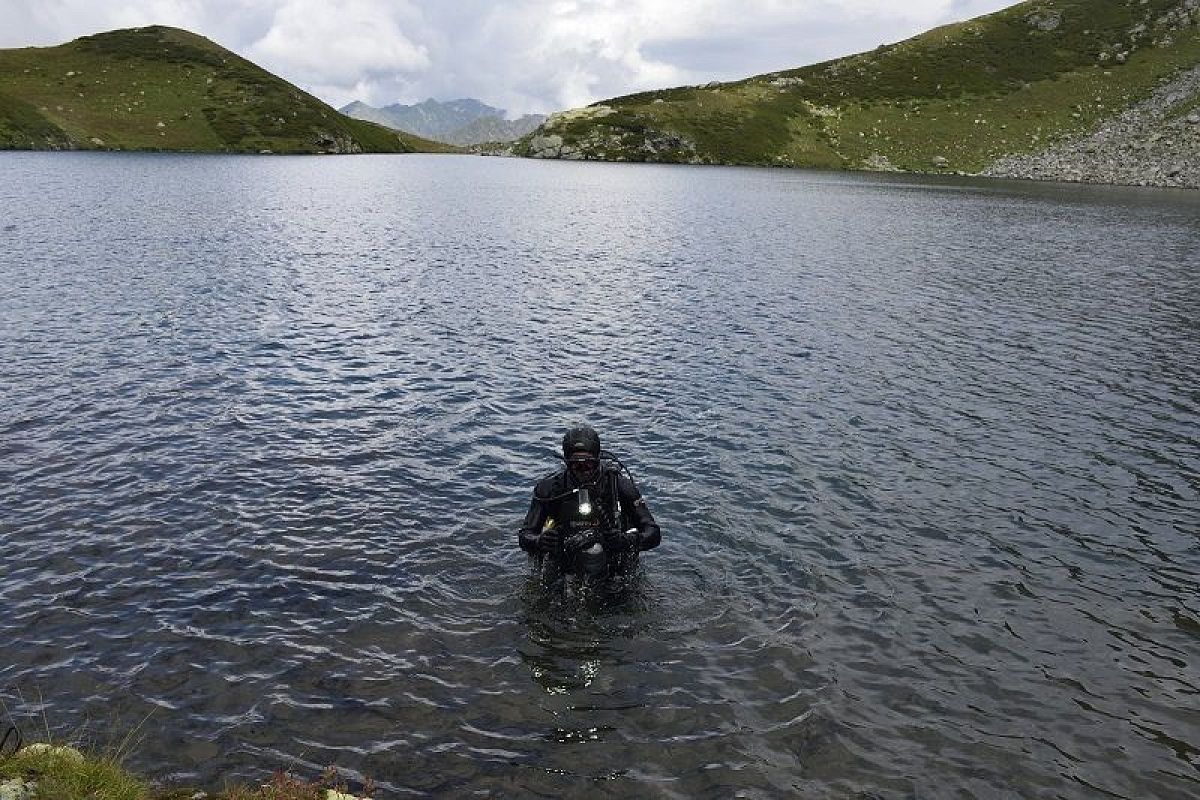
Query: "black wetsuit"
518 464 660 575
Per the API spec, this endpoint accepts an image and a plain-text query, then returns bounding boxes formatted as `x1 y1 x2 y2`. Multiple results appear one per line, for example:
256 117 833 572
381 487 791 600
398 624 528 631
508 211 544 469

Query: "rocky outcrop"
1025 10 1063 32
522 104 704 163
982 65 1200 188
1 744 84 800
313 131 363 154
525 132 567 158
861 153 902 171
0 777 34 800
525 126 701 162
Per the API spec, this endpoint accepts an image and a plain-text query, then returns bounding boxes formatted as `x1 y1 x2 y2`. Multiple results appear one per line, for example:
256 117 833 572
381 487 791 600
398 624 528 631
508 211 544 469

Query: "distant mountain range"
340 98 546 145
0 26 455 154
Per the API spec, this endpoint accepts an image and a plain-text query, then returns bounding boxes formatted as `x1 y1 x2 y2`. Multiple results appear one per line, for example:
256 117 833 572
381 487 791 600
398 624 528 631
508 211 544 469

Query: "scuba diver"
519 425 660 581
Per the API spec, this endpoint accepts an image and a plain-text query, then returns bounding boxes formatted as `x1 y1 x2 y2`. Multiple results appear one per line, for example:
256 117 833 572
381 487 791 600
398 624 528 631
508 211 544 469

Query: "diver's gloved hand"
537 527 563 554
605 527 641 552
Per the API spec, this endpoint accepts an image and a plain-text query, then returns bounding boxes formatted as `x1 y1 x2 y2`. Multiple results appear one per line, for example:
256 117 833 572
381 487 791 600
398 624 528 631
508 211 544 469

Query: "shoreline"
3 144 1197 191
0 741 370 800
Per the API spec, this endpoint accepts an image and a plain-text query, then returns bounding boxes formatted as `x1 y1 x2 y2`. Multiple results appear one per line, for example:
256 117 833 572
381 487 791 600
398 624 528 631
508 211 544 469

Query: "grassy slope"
0 740 366 800
0 26 456 154
517 0 1200 171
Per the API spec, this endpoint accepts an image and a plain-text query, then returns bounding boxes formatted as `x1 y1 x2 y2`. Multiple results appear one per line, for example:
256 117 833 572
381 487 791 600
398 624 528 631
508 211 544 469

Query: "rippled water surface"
2 152 1198 798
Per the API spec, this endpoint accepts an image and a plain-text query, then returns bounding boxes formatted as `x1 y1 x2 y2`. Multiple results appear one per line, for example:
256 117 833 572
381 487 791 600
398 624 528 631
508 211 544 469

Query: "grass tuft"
1 745 146 800
1 744 373 800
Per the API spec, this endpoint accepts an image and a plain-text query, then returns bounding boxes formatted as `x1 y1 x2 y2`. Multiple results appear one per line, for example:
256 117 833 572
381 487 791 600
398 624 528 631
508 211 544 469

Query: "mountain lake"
1 151 1198 798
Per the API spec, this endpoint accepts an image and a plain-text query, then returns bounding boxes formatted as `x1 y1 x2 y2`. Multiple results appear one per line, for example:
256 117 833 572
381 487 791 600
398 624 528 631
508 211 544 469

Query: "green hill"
515 0 1200 181
0 25 456 154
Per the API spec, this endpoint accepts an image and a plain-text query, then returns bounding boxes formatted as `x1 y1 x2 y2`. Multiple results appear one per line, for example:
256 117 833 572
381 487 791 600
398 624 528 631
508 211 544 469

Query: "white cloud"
0 0 1019 114
247 0 430 89
0 1 272 52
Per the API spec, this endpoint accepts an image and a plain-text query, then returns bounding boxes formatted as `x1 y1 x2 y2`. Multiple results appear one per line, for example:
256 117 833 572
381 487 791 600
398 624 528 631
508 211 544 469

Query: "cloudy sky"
1 1 1019 115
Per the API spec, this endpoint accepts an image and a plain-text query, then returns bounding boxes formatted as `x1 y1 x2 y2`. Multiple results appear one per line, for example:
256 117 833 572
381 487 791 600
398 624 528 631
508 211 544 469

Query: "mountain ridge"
0 26 455 154
339 97 546 145
514 0 1200 187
